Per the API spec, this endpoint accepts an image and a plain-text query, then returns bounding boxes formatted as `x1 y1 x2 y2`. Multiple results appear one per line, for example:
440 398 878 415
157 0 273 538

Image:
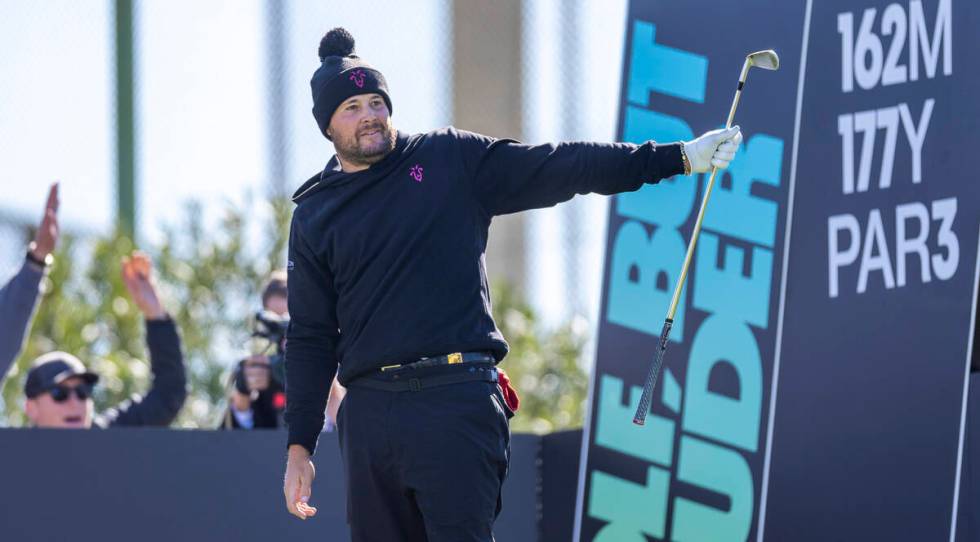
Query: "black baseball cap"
24 352 99 399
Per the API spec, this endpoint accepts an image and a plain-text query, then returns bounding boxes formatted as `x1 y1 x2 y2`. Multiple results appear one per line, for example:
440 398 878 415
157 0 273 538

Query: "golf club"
633 50 780 426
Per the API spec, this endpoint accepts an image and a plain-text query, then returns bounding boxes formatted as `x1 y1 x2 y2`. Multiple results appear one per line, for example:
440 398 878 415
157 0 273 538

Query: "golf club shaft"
633 70 747 425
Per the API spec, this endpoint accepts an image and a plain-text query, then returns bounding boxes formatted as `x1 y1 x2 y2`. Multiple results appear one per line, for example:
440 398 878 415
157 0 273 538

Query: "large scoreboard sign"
574 1 980 540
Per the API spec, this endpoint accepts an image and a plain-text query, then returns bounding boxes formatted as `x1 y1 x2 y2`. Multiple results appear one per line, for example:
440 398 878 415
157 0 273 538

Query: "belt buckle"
447 352 463 365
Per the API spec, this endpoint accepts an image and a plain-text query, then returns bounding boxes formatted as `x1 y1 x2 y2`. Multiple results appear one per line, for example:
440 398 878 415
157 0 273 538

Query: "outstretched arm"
456 127 740 216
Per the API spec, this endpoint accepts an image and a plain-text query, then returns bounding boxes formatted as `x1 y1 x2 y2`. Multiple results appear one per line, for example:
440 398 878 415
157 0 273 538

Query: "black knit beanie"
311 28 393 139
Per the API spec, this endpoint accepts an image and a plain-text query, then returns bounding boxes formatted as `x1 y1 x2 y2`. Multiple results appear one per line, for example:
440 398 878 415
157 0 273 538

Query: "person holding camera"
224 272 289 429
224 272 349 431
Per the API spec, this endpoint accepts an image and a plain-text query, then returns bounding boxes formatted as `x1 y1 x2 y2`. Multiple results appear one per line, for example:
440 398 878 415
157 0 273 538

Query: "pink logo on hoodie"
409 164 424 182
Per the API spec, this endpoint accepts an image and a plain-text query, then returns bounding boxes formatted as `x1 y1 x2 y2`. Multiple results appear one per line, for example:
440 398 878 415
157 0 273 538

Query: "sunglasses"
48 383 93 403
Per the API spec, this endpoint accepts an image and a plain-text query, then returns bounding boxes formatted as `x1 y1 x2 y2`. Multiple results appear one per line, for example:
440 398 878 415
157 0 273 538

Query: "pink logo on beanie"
409 164 423 182
349 69 366 88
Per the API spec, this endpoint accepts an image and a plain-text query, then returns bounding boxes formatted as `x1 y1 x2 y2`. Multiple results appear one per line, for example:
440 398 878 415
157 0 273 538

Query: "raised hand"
30 182 59 261
121 251 166 320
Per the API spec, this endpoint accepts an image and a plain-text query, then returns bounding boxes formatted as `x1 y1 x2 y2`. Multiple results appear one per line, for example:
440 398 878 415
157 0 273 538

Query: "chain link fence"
520 0 629 367
0 0 114 278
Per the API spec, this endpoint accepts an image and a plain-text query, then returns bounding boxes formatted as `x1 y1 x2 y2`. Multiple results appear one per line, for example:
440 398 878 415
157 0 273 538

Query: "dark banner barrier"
0 430 538 542
542 430 586 542
4 374 980 542
576 0 980 541
763 1 978 540
958 374 980 542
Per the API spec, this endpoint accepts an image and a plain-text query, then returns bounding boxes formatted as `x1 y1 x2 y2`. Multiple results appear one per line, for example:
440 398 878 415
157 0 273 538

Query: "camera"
234 310 289 395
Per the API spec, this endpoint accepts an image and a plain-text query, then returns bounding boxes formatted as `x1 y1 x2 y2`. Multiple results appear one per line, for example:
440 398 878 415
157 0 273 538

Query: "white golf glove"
683 126 742 173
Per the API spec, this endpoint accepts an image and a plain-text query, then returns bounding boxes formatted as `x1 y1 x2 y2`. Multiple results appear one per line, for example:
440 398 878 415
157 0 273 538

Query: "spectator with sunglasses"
22 252 187 428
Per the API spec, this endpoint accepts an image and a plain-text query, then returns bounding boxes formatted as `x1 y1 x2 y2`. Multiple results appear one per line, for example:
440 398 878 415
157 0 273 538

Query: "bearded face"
327 93 396 169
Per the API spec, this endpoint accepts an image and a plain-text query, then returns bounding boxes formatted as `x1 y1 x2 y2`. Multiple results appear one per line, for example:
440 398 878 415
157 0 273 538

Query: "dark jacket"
95 318 188 428
285 127 684 454
0 259 45 377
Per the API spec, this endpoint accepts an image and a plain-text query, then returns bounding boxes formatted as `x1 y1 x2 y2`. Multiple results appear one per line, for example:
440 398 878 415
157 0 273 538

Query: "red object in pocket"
496 368 520 413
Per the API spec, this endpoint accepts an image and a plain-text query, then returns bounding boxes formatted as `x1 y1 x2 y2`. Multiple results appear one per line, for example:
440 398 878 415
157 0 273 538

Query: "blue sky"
0 0 628 327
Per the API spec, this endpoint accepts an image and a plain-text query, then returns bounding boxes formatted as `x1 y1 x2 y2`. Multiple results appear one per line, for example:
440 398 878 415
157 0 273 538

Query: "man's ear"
24 399 38 425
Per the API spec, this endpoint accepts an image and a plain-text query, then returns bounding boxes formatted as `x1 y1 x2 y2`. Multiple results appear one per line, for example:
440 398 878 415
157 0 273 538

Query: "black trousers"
338 366 512 542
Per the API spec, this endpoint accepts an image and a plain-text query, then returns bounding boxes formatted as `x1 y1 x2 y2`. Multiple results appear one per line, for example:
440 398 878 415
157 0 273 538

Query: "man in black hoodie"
282 28 742 541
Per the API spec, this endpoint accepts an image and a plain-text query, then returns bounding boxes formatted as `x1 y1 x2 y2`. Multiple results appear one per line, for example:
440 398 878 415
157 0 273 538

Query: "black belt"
378 351 496 373
347 367 498 392
348 351 498 392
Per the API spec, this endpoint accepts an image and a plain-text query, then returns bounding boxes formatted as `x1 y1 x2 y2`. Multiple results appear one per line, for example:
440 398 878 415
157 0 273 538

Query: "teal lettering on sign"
595 374 674 466
587 17 785 542
627 21 707 105
672 435 754 541
703 134 784 247
608 28 706 343
590 465 670 540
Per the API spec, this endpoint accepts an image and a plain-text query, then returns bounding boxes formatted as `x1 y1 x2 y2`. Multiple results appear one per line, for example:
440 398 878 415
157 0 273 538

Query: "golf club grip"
633 318 673 425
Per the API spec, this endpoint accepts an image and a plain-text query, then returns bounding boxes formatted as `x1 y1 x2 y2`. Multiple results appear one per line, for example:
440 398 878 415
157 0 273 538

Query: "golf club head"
747 50 779 70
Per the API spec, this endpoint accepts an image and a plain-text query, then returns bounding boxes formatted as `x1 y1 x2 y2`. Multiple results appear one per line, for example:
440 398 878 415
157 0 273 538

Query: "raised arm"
102 252 187 427
0 262 45 377
0 183 59 376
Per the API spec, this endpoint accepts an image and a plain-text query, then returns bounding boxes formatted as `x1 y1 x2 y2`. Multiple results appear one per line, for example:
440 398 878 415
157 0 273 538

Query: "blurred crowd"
0 184 339 432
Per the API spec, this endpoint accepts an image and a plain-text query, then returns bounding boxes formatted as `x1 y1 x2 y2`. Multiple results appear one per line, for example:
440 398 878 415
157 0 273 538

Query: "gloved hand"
684 126 742 173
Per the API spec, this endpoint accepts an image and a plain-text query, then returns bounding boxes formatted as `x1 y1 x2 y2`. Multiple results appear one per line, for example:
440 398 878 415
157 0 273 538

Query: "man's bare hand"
121 252 166 320
284 444 317 520
29 182 59 261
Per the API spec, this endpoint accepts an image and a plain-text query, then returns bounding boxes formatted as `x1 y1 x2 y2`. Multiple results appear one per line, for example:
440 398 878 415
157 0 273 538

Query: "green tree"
491 281 589 433
1 195 589 433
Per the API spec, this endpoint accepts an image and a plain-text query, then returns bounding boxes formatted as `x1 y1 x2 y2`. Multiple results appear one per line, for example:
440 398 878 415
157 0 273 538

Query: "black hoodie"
285 127 684 454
